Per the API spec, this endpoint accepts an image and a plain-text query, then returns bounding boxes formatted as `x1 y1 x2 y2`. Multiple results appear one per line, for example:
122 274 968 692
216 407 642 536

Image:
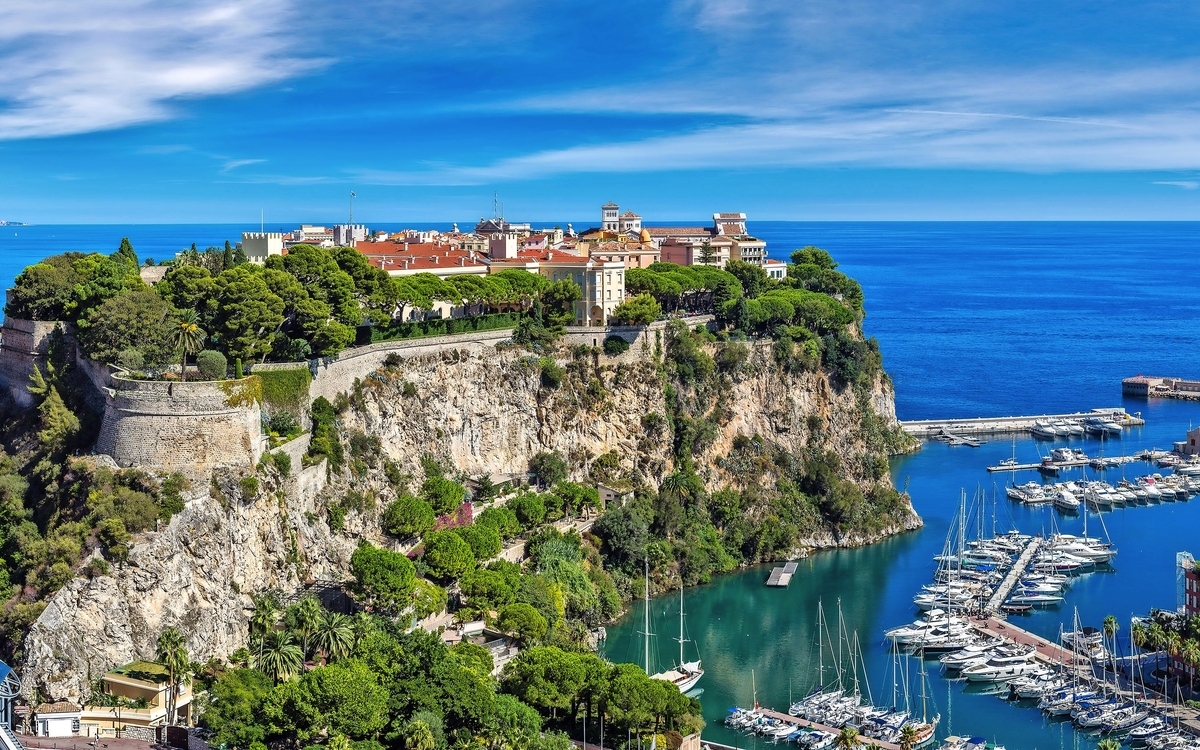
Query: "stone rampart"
94 375 265 479
305 316 713 405
0 317 69 407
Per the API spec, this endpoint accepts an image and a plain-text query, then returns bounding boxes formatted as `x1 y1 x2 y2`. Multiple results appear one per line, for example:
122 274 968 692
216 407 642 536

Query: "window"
606 290 611 299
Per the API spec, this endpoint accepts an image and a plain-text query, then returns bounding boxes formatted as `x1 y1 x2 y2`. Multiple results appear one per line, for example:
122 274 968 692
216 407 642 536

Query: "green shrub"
367 312 523 344
402 381 417 398
239 476 259 499
196 349 227 379
271 451 291 478
602 336 630 356
538 357 564 389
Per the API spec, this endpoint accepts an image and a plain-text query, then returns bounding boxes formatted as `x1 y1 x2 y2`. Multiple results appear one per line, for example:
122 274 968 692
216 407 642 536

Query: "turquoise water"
603 408 1200 749
5 223 1200 748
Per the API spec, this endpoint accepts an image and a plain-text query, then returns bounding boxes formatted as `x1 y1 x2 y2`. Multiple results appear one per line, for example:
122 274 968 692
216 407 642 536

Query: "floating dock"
984 537 1040 612
900 408 1143 438
766 562 799 587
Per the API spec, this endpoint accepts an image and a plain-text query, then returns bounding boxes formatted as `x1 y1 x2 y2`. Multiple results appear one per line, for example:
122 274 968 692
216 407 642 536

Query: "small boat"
1053 490 1080 512
1000 603 1032 615
1031 421 1057 439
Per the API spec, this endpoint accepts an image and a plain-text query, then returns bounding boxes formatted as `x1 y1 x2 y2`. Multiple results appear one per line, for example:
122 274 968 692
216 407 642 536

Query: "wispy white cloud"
0 0 321 140
1153 181 1200 189
220 159 267 173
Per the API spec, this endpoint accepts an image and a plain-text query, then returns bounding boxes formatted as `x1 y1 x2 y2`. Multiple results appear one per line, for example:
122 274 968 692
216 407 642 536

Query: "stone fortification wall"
94 376 265 479
0 317 69 407
304 316 713 404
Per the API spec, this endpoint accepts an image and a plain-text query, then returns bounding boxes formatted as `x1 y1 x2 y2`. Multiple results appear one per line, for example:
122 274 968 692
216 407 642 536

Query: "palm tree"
405 720 436 750
350 611 374 649
313 611 354 663
898 724 918 750
1182 640 1200 697
835 726 859 750
328 735 352 750
1098 738 1120 750
292 596 324 669
257 630 303 682
250 593 280 662
171 309 206 382
155 627 190 726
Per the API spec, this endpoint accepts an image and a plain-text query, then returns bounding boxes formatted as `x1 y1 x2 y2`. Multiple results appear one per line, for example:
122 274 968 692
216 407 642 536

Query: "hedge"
361 312 523 345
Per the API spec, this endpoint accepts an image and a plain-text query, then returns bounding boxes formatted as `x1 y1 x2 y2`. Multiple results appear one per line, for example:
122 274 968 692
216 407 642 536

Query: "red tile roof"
645 227 712 236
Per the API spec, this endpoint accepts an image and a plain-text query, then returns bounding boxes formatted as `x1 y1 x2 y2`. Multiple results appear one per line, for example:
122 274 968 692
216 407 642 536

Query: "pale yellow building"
81 661 192 737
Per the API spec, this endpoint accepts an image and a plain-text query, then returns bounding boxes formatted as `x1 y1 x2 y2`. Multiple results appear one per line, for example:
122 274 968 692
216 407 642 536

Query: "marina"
901 409 1143 439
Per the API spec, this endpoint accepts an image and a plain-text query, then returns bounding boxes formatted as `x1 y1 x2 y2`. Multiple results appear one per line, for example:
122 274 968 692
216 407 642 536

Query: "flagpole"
349 191 354 225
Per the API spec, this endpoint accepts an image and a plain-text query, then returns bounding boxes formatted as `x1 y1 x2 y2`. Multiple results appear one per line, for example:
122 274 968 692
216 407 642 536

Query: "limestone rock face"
20 463 356 702
20 341 915 700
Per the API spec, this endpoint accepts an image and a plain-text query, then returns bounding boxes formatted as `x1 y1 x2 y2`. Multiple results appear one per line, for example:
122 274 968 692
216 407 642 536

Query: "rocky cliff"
19 338 917 700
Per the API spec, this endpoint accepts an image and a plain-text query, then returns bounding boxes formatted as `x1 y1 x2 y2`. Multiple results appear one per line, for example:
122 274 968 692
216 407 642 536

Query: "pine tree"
112 237 139 269
223 240 234 269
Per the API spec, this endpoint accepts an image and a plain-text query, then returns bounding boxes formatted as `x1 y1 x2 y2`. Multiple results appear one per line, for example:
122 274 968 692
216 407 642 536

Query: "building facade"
333 224 368 246
81 661 193 737
240 232 284 264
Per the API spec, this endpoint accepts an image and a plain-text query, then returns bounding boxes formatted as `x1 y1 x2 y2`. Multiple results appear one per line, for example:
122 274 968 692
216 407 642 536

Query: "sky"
6 1 1200 222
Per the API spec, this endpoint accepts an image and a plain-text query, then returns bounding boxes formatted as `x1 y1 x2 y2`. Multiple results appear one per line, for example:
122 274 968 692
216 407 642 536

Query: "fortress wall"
94 375 265 479
0 318 70 407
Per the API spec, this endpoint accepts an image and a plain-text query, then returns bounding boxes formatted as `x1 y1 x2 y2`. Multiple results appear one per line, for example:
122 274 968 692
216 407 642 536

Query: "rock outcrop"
20 338 916 700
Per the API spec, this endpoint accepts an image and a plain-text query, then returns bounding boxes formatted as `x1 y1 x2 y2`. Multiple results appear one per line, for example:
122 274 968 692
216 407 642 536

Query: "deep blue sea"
4 222 1200 750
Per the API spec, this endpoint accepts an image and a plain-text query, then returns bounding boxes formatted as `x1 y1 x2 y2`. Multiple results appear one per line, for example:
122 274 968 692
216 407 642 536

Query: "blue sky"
6 0 1200 222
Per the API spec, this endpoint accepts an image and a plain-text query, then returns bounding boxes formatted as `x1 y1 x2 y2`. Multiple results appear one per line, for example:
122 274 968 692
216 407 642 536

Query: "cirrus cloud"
0 0 320 140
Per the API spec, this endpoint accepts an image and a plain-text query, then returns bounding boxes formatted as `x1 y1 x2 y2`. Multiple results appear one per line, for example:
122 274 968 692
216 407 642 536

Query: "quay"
966 615 1090 671
985 455 1142 473
766 562 799 587
984 537 1040 612
900 408 1142 438
1123 375 1200 401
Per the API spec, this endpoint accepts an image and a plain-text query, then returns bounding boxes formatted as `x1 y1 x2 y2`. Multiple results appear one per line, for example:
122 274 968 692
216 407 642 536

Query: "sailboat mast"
643 558 650 675
679 586 685 666
818 601 825 689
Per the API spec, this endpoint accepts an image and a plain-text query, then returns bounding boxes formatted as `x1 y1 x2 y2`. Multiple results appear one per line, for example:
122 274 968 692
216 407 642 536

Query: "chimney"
403 260 409 269
432 256 438 264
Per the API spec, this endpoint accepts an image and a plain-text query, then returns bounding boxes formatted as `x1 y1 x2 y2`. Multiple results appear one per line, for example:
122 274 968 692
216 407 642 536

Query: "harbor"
901 409 1143 439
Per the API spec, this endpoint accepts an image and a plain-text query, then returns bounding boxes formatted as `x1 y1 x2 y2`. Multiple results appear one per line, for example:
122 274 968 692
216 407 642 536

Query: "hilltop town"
239 204 785 327
0 207 914 749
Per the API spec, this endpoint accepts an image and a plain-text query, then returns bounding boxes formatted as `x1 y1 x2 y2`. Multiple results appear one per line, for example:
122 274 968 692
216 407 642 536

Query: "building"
489 249 626 326
286 224 335 247
489 232 519 260
81 660 193 737
764 259 788 280
659 236 733 268
475 217 532 238
1181 426 1200 456
642 211 770 267
601 202 620 231
34 702 81 737
333 224 368 246
240 232 284 264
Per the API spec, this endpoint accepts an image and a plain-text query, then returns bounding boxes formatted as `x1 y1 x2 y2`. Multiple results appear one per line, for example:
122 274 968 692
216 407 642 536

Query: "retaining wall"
94 375 265 478
0 318 70 407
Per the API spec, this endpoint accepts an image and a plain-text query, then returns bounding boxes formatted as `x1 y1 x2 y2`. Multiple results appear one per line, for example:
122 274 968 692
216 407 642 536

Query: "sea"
3 222 1200 749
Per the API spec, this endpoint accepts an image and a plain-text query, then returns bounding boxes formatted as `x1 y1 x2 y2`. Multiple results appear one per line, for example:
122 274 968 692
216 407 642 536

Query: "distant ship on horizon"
0 221 28 227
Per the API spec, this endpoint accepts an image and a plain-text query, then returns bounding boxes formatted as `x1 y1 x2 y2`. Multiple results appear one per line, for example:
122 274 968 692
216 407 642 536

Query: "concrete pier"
985 538 1040 612
901 408 1142 438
